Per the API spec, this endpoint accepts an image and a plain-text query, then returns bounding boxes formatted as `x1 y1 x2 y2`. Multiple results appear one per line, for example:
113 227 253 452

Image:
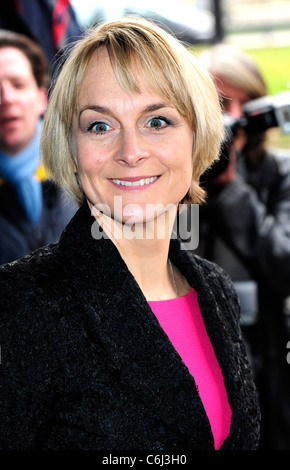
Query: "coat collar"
58 203 248 449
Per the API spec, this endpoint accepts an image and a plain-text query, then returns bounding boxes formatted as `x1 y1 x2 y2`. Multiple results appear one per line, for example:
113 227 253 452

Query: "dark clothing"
196 148 290 449
0 0 82 70
0 203 260 450
0 179 77 264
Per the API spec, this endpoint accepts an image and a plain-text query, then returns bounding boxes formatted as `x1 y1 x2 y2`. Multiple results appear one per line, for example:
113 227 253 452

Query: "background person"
0 30 77 264
0 18 260 450
0 0 82 74
198 43 290 450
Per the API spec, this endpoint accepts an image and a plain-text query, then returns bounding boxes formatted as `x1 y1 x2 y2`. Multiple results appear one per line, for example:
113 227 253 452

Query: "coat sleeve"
208 155 290 298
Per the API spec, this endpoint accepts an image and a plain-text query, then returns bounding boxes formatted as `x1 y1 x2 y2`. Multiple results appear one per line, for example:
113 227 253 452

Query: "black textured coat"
0 203 260 450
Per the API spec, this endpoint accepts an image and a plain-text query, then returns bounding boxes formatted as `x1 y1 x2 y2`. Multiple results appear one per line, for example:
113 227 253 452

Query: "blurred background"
2 0 290 107
2 0 287 143
1 0 290 450
70 0 290 148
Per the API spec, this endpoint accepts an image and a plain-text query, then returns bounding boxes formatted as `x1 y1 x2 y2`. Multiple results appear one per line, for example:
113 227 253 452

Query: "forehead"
75 46 190 124
0 47 33 77
81 49 116 86
78 48 152 103
214 76 250 102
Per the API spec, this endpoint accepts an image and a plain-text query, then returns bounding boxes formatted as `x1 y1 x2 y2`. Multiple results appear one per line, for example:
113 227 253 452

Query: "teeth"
112 176 158 187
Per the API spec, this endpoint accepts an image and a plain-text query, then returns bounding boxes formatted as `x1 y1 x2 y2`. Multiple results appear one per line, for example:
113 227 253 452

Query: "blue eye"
148 116 171 129
88 122 110 134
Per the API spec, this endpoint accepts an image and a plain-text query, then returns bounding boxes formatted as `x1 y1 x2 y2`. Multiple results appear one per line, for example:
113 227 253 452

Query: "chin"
122 202 177 238
90 198 178 238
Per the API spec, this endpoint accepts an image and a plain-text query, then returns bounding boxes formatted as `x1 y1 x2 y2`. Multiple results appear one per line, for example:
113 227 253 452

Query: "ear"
69 132 79 173
72 156 78 174
38 87 48 117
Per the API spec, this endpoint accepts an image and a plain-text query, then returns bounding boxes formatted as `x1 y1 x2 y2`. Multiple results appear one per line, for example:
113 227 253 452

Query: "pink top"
148 288 232 450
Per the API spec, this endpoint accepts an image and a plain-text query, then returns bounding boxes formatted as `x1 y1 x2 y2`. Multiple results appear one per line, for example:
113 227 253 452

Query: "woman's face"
73 49 194 225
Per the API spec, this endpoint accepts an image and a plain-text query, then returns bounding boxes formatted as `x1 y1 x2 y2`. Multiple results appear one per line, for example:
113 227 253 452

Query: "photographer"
198 44 290 450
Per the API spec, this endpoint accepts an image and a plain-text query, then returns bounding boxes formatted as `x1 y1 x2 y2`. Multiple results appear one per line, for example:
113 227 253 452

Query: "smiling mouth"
110 176 159 187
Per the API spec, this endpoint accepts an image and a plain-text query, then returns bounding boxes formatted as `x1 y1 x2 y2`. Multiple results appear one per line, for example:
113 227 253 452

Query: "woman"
0 18 260 450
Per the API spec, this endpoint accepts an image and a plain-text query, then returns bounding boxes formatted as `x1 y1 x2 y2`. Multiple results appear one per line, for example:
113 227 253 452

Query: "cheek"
178 141 194 193
75 139 105 175
179 164 193 196
24 91 45 116
77 156 103 180
174 134 194 174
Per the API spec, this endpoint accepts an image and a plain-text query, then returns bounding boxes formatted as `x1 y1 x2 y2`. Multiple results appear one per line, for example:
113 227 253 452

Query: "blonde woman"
0 18 260 450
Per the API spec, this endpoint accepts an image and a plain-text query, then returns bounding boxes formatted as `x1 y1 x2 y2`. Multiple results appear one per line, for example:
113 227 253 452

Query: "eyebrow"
79 105 110 117
144 102 176 113
78 102 175 119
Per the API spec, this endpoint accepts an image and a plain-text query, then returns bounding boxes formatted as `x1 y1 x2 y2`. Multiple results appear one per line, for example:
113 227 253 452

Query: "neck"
119 239 175 301
0 120 42 180
90 202 180 301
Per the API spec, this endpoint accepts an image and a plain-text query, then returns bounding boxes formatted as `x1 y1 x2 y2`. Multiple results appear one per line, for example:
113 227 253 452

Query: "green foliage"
192 44 290 96
245 46 290 147
245 46 290 95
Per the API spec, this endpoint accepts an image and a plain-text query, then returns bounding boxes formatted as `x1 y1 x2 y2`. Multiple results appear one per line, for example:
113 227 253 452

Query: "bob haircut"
41 16 224 205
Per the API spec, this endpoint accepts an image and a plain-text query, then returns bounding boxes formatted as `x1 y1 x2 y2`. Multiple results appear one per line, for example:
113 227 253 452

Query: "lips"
0 116 20 128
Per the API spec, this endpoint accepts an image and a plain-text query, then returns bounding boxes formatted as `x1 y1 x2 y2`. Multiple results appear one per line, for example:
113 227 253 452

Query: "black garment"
0 203 260 450
0 0 82 71
196 148 290 449
0 179 77 264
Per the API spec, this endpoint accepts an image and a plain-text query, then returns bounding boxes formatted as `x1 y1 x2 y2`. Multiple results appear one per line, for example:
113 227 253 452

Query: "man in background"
0 30 77 264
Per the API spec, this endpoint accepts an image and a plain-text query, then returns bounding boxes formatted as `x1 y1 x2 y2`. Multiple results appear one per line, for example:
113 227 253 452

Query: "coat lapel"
59 205 214 448
59 204 246 449
90 287 215 447
169 241 257 449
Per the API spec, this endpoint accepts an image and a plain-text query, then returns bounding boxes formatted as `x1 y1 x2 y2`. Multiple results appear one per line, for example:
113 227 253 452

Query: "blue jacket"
0 179 77 264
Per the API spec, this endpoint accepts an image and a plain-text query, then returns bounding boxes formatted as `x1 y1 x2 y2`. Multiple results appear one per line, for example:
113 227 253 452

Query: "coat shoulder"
186 249 239 294
0 243 60 283
182 249 241 320
0 244 63 316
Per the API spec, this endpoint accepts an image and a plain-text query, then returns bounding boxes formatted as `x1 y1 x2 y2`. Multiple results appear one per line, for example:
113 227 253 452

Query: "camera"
202 91 290 180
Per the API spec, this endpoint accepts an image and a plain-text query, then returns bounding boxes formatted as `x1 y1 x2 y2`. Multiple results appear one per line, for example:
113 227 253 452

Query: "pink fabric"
148 288 232 450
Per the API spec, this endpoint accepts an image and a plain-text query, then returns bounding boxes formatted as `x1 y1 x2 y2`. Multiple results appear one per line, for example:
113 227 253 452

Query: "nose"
227 99 243 119
114 129 150 166
0 83 15 104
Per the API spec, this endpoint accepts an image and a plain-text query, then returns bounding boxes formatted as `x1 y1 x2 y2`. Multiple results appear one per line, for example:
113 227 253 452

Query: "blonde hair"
41 16 224 205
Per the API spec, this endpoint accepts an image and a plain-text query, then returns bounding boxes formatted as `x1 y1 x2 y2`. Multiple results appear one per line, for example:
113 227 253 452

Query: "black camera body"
202 91 290 180
241 91 290 135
